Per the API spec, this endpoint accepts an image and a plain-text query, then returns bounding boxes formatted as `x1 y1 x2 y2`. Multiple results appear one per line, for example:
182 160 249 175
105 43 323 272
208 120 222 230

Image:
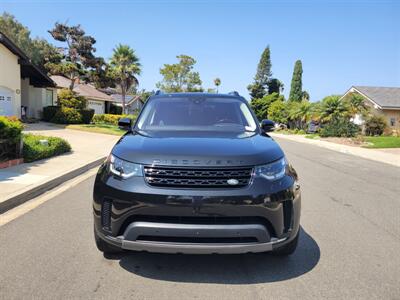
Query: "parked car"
275 123 287 130
307 121 320 133
93 92 301 256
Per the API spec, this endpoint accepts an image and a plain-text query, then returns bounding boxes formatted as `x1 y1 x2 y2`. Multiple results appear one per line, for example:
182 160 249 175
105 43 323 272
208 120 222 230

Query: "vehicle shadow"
114 227 320 284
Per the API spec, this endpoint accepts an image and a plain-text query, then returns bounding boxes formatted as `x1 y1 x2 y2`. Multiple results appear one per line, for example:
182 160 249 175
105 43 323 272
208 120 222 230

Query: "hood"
112 131 284 167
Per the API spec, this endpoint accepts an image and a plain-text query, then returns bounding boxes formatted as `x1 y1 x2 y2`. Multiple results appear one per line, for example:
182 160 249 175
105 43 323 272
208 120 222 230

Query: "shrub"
0 116 23 160
92 114 137 125
365 115 387 136
51 107 83 124
0 116 23 142
22 134 71 163
42 106 60 122
58 88 87 110
79 109 95 124
319 118 360 137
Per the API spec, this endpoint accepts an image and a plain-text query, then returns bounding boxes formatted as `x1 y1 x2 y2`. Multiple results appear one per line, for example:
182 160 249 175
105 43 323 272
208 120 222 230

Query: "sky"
1 0 399 101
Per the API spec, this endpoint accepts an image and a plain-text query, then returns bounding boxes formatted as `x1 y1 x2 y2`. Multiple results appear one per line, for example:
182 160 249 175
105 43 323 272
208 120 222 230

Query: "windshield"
136 97 258 133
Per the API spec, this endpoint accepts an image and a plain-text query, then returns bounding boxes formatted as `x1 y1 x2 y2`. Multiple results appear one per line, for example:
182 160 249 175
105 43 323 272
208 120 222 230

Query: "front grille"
144 166 253 188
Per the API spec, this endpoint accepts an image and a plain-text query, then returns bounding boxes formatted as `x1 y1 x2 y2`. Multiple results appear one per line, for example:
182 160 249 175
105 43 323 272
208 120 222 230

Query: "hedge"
22 134 71 163
80 109 95 124
43 106 95 124
42 106 59 122
51 107 82 124
92 114 137 125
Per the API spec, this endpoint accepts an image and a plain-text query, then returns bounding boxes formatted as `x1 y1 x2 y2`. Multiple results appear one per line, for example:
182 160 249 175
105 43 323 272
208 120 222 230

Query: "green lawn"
64 124 125 136
305 134 320 139
362 136 400 148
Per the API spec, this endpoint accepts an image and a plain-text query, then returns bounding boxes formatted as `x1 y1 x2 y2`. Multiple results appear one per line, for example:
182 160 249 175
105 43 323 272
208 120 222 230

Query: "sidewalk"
270 133 400 167
0 122 120 213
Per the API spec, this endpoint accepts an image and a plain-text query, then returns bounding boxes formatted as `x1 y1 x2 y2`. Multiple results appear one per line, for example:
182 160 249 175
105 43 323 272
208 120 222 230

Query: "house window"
390 118 396 127
46 89 53 106
0 96 4 101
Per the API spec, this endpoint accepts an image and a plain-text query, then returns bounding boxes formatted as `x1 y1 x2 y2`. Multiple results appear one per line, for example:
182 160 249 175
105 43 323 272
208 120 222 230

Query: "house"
0 32 57 119
110 94 144 114
340 86 400 130
50 75 114 114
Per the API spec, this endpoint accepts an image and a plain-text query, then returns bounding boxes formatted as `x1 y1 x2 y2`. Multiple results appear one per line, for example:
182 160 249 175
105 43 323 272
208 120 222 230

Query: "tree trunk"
122 82 126 115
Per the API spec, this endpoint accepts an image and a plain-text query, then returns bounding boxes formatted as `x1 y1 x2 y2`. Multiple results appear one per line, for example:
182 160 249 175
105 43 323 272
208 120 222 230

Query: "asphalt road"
1 137 399 300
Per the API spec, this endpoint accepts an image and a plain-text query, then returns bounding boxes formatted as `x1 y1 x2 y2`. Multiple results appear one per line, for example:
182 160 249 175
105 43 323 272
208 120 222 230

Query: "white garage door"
0 87 14 116
88 100 105 114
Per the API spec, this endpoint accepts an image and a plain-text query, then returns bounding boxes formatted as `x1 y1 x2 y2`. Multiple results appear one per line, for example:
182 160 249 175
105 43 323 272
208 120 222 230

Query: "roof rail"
228 91 240 96
154 90 162 95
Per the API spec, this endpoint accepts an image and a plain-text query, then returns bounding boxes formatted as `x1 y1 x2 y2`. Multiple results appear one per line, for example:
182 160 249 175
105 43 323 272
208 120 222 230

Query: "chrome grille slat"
144 166 253 188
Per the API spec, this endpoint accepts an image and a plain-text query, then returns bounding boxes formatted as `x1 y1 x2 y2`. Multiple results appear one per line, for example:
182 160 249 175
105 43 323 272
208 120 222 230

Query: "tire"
94 227 122 254
272 230 299 256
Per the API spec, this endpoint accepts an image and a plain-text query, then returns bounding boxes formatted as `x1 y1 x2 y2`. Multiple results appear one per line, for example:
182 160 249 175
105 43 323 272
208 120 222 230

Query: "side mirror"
261 119 275 133
118 118 132 131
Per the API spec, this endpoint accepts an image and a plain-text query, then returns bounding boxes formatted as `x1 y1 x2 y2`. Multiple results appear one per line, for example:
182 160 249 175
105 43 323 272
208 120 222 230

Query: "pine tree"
247 46 272 99
254 46 272 86
288 60 303 102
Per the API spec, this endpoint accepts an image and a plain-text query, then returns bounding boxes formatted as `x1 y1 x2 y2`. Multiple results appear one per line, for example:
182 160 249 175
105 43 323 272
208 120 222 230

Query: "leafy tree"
0 12 61 69
268 78 284 95
214 78 221 93
57 88 87 110
87 57 115 89
288 60 303 102
156 55 203 92
250 93 285 121
109 44 141 114
319 95 349 122
136 89 154 103
267 100 289 124
247 46 272 99
47 23 99 90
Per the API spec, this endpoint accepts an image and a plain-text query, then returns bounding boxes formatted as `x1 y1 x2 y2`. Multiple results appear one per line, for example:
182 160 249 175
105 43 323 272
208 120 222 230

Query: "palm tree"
110 44 141 114
214 78 221 93
319 95 349 122
346 93 369 117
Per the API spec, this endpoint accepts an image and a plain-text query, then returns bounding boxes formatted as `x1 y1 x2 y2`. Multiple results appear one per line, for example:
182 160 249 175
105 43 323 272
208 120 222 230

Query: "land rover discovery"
93 92 301 256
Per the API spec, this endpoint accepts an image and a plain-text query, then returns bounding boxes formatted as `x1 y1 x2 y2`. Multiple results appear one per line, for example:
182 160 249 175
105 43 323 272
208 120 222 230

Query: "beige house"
50 75 114 114
341 86 400 130
0 32 57 119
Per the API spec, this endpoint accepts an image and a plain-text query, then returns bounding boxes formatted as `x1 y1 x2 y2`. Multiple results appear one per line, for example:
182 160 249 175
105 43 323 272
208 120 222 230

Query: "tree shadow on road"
115 227 320 284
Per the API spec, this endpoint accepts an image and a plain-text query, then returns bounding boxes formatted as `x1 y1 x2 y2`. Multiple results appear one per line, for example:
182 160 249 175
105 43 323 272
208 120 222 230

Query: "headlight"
109 154 143 179
255 157 287 181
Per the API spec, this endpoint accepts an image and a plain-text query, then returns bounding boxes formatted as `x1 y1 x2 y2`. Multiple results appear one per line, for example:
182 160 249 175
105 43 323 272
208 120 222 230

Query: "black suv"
93 92 301 256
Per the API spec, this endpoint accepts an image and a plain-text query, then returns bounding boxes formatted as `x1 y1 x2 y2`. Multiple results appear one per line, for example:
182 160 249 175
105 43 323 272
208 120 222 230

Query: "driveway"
1 136 399 299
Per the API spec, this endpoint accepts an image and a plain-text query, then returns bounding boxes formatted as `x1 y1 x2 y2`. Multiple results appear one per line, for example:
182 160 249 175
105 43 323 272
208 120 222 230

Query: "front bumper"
93 163 301 254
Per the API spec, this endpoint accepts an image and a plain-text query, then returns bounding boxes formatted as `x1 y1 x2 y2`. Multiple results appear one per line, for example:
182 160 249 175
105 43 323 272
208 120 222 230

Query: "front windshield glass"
136 97 257 132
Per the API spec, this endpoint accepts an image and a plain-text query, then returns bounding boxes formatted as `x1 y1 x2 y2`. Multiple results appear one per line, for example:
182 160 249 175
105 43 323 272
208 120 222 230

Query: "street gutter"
0 157 104 214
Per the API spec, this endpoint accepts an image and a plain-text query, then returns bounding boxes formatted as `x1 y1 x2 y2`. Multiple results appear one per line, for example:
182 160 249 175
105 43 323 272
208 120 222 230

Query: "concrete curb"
0 157 105 214
270 133 400 167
